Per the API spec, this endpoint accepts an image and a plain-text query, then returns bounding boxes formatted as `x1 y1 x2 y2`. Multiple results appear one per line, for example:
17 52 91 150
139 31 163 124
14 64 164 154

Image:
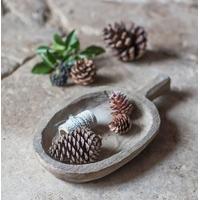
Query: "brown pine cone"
103 22 147 62
109 91 133 115
48 126 102 164
109 114 132 134
70 59 96 85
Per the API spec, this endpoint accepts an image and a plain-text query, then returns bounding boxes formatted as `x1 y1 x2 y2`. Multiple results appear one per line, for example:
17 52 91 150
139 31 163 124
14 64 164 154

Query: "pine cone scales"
109 114 132 134
103 22 147 61
70 59 96 85
109 92 133 115
48 126 102 164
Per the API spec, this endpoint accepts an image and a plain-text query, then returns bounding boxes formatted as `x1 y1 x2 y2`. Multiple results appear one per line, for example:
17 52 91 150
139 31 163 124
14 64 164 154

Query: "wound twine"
58 110 97 134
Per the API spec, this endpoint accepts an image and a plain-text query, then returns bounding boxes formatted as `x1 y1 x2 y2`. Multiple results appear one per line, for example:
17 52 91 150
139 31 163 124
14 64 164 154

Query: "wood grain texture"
33 74 170 183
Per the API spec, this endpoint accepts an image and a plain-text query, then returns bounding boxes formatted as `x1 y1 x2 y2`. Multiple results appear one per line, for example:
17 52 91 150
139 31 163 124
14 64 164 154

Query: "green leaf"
36 46 50 54
71 39 80 53
65 30 80 52
47 51 57 64
53 33 65 46
80 45 105 59
51 43 66 51
62 54 76 64
62 54 72 61
62 42 80 58
52 51 65 60
40 51 57 68
31 62 54 74
51 33 66 52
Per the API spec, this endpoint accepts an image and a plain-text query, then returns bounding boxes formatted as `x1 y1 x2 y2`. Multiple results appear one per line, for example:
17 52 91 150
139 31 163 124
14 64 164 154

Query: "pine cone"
70 59 96 85
109 114 132 134
48 126 102 164
103 22 147 61
109 91 133 115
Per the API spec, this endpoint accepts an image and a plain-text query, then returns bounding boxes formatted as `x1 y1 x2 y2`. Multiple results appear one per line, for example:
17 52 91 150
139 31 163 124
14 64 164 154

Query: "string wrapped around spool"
58 110 97 134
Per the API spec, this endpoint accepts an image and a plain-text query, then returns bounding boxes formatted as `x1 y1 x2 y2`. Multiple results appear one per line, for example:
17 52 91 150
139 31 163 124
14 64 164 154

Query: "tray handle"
138 74 171 101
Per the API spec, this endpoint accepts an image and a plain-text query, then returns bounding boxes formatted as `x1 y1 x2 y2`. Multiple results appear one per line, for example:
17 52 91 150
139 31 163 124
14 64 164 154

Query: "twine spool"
58 110 97 134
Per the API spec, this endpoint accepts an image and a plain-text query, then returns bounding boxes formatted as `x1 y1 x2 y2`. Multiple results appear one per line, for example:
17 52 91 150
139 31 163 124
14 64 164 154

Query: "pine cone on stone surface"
103 22 147 62
48 126 102 164
70 59 96 85
109 113 132 134
109 91 133 115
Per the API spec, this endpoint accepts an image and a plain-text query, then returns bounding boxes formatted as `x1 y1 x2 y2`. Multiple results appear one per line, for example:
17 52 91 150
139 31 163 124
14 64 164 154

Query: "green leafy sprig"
32 30 105 74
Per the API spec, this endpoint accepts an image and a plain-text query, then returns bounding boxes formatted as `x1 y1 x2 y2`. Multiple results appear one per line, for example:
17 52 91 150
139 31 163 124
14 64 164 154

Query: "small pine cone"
70 59 96 85
109 114 132 134
109 91 133 115
103 22 147 62
48 126 102 164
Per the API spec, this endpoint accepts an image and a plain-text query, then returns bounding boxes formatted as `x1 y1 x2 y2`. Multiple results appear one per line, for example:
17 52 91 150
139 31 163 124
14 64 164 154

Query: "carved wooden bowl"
33 74 170 183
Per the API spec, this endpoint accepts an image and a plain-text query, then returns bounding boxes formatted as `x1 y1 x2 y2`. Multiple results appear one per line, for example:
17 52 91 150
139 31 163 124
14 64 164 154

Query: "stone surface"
3 0 49 26
1 0 60 78
2 0 197 200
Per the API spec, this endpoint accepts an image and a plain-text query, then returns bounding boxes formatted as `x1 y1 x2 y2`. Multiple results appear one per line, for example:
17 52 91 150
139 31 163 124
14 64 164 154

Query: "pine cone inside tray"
48 126 102 164
109 91 133 115
109 113 132 134
70 59 96 85
103 22 147 62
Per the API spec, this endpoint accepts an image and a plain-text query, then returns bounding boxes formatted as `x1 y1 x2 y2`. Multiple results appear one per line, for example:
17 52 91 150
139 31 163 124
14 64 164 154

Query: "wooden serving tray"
33 74 170 183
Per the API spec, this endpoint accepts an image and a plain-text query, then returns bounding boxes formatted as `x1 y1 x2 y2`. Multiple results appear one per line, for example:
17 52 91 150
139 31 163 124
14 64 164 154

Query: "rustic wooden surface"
2 0 197 199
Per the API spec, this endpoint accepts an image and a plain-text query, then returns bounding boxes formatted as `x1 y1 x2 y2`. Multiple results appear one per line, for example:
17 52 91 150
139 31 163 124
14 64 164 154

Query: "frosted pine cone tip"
109 91 133 115
109 113 132 134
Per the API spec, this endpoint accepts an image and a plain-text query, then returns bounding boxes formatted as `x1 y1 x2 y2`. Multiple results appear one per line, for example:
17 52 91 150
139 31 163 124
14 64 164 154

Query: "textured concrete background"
2 0 197 199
